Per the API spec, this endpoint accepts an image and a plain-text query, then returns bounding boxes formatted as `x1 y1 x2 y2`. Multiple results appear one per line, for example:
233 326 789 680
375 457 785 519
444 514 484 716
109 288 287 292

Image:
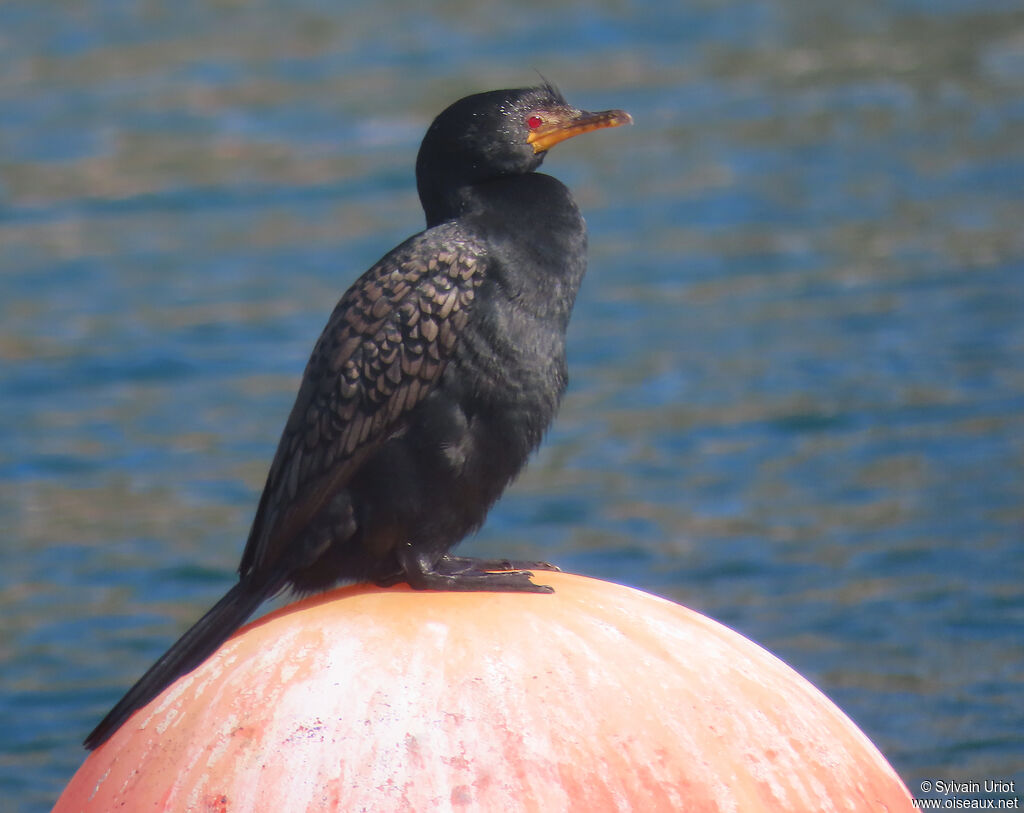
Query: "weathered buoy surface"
57 572 912 811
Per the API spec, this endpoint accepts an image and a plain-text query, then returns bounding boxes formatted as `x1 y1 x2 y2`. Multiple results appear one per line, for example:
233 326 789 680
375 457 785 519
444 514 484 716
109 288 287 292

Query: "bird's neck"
462 174 588 326
418 166 476 228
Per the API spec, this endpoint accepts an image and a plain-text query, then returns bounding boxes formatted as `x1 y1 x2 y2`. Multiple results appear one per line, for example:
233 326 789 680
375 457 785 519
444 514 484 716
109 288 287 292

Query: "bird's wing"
239 224 487 577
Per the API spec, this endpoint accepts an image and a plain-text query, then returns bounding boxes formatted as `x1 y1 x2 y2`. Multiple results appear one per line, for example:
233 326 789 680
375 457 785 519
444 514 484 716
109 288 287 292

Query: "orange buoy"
56 572 913 811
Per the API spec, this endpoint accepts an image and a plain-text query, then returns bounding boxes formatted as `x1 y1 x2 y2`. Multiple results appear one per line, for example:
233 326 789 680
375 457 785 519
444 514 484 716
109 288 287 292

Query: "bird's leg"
377 545 554 593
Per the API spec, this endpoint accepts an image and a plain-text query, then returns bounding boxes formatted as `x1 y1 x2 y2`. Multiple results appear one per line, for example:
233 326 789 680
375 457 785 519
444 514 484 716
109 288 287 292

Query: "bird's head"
416 82 631 224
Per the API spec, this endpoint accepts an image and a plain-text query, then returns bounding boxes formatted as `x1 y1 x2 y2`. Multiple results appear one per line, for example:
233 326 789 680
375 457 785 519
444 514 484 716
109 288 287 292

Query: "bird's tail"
84 576 284 750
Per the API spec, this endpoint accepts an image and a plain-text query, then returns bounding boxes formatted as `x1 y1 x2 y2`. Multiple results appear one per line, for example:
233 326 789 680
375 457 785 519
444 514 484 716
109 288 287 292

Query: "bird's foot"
441 555 562 574
374 551 556 593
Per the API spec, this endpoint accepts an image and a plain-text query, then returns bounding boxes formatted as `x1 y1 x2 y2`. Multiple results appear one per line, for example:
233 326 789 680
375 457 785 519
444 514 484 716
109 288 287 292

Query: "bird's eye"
527 115 543 129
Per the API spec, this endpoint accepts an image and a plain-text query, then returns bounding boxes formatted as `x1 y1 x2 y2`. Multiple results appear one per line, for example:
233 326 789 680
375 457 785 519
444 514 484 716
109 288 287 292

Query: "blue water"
2 1 1023 810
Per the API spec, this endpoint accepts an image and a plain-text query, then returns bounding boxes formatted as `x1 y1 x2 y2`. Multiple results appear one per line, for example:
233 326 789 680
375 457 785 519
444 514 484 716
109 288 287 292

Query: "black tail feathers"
84 577 282 750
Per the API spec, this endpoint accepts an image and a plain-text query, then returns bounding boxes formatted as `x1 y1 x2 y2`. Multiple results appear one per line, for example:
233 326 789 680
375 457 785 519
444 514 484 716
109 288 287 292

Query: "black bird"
84 82 631 749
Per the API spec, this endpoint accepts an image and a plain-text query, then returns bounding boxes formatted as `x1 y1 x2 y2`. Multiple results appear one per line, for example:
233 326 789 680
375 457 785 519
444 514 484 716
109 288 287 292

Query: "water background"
2 0 1022 809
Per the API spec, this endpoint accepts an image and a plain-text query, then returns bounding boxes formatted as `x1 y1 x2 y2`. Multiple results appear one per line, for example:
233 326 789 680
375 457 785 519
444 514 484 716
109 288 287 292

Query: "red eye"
527 115 543 129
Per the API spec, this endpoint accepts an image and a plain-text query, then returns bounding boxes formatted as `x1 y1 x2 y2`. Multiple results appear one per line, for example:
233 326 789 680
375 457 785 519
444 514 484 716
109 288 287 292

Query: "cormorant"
84 82 631 749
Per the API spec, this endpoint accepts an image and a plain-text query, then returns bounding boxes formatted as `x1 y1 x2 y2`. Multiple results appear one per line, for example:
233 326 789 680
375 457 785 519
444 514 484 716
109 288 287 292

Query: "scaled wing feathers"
240 226 486 575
